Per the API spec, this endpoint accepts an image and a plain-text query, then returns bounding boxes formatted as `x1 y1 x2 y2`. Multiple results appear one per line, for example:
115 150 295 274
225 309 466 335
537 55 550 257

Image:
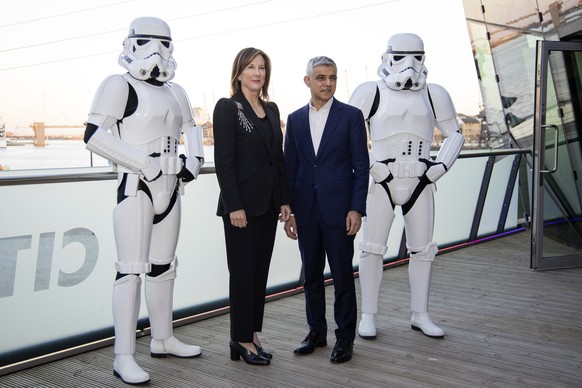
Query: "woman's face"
238 55 266 94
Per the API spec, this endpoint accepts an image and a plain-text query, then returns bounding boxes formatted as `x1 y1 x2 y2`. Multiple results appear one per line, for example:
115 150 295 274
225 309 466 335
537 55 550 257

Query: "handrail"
0 150 527 186
457 148 530 158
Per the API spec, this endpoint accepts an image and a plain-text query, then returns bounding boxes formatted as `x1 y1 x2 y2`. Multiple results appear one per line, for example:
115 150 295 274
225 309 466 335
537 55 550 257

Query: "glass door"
532 40 582 270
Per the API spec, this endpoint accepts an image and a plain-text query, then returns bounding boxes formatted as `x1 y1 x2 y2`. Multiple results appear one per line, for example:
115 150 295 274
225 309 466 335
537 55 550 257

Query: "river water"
0 140 215 171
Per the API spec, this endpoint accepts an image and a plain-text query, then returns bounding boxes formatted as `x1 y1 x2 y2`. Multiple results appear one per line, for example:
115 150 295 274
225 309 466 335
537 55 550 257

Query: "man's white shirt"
308 98 333 155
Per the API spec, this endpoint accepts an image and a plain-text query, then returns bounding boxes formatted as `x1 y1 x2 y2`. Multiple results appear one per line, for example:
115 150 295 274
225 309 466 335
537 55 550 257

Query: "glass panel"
1 179 118 353
505 171 521 231
466 20 511 147
462 0 485 21
434 157 488 244
541 48 582 261
493 33 540 148
477 155 519 236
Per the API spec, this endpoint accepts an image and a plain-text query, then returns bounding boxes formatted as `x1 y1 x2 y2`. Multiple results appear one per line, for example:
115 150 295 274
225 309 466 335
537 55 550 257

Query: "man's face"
304 65 337 106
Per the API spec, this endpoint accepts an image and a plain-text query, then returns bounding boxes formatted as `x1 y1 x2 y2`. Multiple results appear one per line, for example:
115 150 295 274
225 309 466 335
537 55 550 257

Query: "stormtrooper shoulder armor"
170 82 205 161
349 81 378 120
169 82 194 125
427 83 456 122
89 75 130 120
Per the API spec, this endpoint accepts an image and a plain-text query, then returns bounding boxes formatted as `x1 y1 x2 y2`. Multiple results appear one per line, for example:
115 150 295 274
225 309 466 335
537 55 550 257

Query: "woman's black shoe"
254 343 273 359
229 340 270 365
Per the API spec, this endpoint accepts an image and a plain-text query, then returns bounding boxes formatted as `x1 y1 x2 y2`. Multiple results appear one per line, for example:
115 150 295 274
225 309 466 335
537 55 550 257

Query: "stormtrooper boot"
358 313 377 339
409 242 444 338
112 275 151 385
146 262 202 358
358 252 384 339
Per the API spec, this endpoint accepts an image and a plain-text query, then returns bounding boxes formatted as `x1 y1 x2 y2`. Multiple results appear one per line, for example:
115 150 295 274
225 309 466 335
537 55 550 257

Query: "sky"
0 0 480 132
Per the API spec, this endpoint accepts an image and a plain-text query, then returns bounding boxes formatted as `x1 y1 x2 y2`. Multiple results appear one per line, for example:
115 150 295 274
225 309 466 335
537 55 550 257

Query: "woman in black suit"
213 47 292 365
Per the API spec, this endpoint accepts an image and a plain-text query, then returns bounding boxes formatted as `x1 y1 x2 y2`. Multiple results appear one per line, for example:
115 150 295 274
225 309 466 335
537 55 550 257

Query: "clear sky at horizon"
0 0 479 131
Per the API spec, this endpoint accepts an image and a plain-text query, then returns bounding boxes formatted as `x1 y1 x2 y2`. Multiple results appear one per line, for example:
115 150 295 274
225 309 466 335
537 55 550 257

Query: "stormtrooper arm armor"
85 117 162 182
171 82 204 182
435 123 464 168
178 122 203 182
423 84 465 183
84 75 161 181
349 81 392 183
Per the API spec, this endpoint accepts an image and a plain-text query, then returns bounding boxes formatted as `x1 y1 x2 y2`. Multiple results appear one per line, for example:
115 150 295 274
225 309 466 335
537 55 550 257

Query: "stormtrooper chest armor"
119 74 183 153
369 85 435 161
369 85 435 142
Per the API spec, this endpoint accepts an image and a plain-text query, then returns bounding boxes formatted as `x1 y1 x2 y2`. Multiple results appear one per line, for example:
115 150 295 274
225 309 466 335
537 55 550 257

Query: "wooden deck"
1 231 581 387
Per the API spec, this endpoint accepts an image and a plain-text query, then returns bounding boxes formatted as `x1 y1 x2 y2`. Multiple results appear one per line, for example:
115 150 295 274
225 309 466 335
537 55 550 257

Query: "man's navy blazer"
284 98 369 227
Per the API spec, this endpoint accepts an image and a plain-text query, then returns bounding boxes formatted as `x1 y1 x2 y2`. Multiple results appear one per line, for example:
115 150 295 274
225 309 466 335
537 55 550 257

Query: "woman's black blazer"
213 90 291 217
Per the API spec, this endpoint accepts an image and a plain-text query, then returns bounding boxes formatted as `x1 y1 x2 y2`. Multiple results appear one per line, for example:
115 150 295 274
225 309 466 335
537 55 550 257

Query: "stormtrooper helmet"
119 16 176 82
377 33 427 91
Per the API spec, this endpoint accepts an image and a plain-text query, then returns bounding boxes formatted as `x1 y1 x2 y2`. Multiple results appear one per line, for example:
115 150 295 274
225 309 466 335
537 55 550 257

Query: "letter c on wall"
58 228 99 287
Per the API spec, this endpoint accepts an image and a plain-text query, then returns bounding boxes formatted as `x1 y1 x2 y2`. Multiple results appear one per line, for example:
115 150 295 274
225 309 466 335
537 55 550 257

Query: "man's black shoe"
293 331 327 354
330 338 353 363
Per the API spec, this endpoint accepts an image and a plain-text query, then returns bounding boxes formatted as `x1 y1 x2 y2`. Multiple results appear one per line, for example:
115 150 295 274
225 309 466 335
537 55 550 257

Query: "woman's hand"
230 209 248 228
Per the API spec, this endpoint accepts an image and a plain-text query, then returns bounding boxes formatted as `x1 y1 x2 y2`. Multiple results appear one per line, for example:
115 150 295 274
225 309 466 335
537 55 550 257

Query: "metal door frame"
532 40 582 270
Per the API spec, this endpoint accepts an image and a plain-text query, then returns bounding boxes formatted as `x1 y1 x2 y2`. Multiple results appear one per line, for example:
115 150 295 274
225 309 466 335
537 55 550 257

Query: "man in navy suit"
284 56 369 363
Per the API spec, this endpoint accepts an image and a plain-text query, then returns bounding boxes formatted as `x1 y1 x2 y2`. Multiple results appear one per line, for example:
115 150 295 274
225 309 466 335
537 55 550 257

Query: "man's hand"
284 215 298 240
346 210 362 236
279 205 291 222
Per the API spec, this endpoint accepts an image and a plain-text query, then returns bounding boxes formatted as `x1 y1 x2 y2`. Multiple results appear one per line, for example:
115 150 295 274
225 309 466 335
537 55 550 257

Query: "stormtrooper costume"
349 33 464 339
83 17 204 385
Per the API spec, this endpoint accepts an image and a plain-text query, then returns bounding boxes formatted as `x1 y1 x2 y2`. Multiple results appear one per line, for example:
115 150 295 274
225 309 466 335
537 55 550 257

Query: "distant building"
192 107 214 144
432 112 484 149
